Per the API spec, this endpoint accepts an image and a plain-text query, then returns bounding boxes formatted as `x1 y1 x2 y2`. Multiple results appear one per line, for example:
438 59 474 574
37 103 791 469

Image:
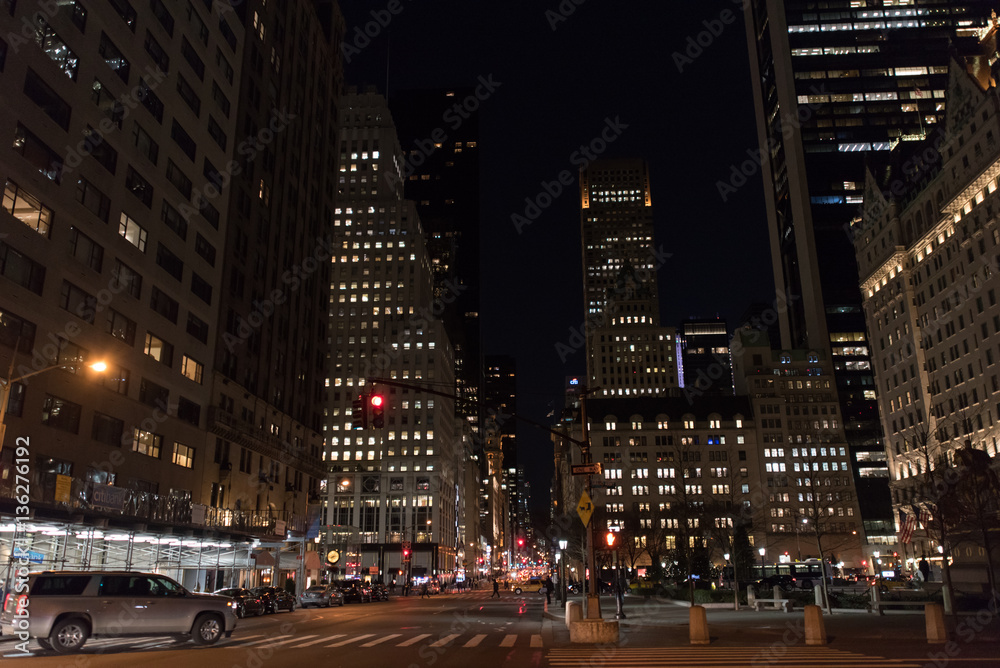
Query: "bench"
869 600 929 615
753 598 792 612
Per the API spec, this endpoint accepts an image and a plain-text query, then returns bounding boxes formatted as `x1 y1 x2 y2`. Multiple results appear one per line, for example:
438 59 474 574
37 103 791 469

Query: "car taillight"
2 592 12 613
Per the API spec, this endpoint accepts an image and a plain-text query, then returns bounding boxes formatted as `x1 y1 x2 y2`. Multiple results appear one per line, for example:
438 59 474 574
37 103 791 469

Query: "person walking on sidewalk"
545 576 554 605
491 578 501 599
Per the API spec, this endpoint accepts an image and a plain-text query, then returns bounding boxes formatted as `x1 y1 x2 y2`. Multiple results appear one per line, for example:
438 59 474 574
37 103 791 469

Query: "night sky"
338 1 774 512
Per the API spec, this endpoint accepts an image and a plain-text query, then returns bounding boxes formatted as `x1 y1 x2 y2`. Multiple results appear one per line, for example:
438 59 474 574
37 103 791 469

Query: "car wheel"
256 605 265 617
191 613 224 646
802 580 814 589
50 617 90 654
513 587 523 595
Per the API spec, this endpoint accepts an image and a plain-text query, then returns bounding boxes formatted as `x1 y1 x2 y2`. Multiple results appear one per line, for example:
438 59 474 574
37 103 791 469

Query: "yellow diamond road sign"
577 491 594 527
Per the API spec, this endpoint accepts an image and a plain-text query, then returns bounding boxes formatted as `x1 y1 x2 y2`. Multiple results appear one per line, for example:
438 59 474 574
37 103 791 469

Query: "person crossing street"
491 578 501 599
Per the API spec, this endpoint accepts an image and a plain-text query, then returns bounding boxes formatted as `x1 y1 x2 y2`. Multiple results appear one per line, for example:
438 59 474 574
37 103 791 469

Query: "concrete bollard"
773 585 783 601
689 605 710 645
747 585 756 607
804 604 827 646
925 603 947 644
566 601 582 629
814 585 825 608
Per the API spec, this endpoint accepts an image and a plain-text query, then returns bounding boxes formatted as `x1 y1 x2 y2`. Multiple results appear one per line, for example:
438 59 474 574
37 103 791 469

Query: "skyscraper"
326 88 466 582
742 0 997 535
580 159 677 397
679 317 734 397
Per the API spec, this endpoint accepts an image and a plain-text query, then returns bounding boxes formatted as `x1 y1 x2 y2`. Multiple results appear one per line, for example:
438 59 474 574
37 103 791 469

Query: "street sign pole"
579 389 601 621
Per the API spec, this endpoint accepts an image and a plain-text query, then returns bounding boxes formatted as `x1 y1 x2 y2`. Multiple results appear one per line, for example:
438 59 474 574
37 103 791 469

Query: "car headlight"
229 601 237 608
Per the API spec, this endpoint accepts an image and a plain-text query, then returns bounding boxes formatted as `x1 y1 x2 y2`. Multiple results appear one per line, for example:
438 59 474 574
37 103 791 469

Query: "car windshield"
307 586 326 592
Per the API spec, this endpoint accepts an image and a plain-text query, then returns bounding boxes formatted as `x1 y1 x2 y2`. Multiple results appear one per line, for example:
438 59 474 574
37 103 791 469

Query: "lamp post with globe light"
758 546 766 578
724 552 738 610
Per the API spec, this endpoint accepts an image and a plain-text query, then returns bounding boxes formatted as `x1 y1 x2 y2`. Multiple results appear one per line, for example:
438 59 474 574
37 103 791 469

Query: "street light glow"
90 361 108 372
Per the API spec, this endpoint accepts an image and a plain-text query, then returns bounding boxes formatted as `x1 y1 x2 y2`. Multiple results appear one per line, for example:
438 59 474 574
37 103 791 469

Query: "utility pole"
579 387 601 620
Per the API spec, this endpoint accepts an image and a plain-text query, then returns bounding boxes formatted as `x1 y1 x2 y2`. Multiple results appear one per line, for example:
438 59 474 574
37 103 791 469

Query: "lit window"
119 212 147 251
172 442 194 468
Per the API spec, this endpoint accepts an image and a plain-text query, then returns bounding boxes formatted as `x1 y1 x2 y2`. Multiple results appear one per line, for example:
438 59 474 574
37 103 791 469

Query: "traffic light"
351 394 368 430
605 531 616 548
370 394 385 428
402 540 411 561
517 538 524 548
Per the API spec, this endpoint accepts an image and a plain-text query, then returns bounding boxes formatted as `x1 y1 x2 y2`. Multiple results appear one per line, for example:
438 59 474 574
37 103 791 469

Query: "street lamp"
0 359 108 453
558 539 568 605
724 552 738 611
758 547 766 578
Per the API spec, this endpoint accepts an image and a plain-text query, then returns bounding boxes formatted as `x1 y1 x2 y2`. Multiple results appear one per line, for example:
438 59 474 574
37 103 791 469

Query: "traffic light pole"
579 388 601 621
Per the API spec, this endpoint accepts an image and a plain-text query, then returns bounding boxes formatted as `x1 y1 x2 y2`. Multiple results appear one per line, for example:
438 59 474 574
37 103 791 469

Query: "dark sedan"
299 584 343 608
251 586 297 613
214 587 265 618
338 580 372 603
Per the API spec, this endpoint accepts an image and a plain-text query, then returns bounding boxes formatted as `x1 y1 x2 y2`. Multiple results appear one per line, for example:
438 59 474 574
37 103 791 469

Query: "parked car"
214 587 265 618
299 584 343 608
875 576 915 594
370 583 389 601
251 586 296 613
0 571 237 653
427 579 441 595
753 575 797 592
338 580 372 603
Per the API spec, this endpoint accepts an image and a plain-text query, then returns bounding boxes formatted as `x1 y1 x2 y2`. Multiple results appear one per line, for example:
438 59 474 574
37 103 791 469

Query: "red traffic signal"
517 538 524 547
370 394 385 428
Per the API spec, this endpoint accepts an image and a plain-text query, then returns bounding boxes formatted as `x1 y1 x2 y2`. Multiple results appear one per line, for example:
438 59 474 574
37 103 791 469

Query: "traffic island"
569 618 619 644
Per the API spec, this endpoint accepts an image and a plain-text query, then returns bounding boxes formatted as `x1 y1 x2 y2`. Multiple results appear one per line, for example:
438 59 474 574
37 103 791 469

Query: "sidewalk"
545 593 1000 648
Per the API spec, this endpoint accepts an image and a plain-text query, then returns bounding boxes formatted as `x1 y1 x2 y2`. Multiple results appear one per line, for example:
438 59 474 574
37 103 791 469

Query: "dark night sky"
338 1 775 512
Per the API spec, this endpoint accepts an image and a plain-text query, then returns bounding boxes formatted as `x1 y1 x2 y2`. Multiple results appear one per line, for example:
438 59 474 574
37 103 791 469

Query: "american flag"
918 507 931 528
900 511 918 544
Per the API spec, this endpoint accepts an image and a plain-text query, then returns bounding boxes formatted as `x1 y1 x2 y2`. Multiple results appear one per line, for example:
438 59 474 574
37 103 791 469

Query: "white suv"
1 571 238 653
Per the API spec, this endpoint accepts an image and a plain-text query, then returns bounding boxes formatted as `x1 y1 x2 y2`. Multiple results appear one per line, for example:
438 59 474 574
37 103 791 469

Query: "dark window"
176 75 201 115
137 79 164 123
112 260 142 299
92 412 124 447
58 280 96 322
194 233 216 265
204 158 223 189
31 576 91 597
143 30 169 73
187 313 208 343
13 122 63 183
0 309 36 353
98 32 130 82
211 81 230 116
156 243 183 281
166 159 192 198
70 1 87 30
215 48 233 83
42 394 82 433
68 227 103 271
191 272 212 304
207 116 227 150
91 78 123 129
138 377 169 408
75 177 109 222
83 126 117 174
0 242 45 294
0 38 7 72
149 285 178 323
161 201 187 239
102 364 129 394
132 122 159 164
199 198 219 229
105 308 136 345
150 0 175 35
186 2 208 44
181 37 204 79
218 16 237 51
125 166 153 207
23 68 71 129
35 19 78 80
107 0 136 30
170 120 196 160
177 396 201 426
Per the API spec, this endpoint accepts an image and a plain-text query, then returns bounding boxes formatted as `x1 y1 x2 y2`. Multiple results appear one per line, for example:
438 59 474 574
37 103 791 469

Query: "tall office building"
580 159 678 396
742 1 997 535
326 88 465 583
0 0 343 591
390 89 483 447
484 355 520 551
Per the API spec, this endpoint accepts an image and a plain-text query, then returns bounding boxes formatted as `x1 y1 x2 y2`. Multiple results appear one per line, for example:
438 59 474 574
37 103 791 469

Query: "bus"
724 559 827 589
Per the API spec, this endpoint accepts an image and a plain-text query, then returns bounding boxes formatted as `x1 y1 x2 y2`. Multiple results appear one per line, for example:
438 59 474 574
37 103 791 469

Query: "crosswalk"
8 631 549 655
547 647 921 667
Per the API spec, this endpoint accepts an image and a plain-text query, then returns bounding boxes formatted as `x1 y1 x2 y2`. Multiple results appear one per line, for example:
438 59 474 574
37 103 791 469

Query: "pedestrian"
545 577 554 605
420 581 430 598
491 578 500 599
390 579 396 594
919 556 931 582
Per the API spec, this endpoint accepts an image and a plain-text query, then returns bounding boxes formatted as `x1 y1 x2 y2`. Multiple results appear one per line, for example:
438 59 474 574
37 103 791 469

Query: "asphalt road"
3 588 999 667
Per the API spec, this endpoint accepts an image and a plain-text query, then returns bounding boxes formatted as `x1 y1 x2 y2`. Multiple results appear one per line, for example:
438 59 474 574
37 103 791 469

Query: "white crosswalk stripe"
326 633 374 647
547 647 921 667
396 633 431 647
295 634 342 647
428 633 461 647
463 634 487 648
499 634 517 647
360 634 401 647
530 634 543 648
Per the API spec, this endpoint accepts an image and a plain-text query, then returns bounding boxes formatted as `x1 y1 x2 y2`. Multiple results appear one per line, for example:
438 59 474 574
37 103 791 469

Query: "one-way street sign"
571 463 602 476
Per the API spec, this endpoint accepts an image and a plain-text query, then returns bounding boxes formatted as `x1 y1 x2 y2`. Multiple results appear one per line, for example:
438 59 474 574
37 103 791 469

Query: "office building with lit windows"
679 317 735 397
0 0 343 591
740 0 997 537
326 88 467 584
581 159 678 397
